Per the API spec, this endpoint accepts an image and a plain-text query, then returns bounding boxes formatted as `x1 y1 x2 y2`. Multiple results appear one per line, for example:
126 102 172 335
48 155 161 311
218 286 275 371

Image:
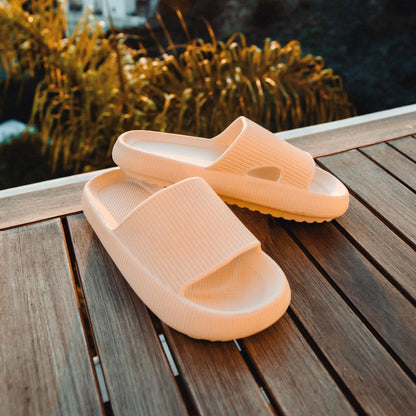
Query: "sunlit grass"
0 0 355 175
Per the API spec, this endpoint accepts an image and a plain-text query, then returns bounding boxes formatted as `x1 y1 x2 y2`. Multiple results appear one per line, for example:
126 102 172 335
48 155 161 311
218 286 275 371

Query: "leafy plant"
0 0 355 178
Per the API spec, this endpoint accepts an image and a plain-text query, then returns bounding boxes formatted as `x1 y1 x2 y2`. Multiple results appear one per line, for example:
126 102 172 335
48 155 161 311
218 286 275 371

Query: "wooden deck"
1 106 415 415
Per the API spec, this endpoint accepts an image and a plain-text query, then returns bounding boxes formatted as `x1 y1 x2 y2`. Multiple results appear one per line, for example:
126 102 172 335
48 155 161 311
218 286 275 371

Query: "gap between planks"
61 210 412 414
331 217 416 307
151 311 280 416
357 145 416 195
316 158 416 251
315 160 416 301
282 222 415 383
61 217 115 415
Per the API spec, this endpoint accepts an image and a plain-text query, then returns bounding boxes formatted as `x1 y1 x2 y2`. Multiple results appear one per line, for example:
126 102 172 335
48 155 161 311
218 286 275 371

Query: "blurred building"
67 0 160 31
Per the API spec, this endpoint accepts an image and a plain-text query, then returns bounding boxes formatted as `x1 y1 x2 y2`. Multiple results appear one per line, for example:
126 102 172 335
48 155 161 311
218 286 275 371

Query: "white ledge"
1 104 415 199
278 103 416 139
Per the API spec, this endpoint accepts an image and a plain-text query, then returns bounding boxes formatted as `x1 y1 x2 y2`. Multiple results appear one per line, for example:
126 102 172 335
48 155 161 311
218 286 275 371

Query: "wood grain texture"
230 207 416 416
319 150 416 245
163 326 274 416
388 136 416 162
360 142 416 190
1 111 415 416
287 220 416 374
335 195 416 300
0 181 86 230
0 219 102 416
1 113 414 230
67 214 187 416
287 111 416 157
243 314 356 416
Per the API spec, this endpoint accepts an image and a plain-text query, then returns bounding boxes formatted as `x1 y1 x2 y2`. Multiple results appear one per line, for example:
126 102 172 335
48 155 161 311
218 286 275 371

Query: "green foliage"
0 0 355 177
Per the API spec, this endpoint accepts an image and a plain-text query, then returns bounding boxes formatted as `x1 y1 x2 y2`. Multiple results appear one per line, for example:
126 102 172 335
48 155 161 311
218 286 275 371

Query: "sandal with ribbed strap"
112 116 349 222
82 168 290 341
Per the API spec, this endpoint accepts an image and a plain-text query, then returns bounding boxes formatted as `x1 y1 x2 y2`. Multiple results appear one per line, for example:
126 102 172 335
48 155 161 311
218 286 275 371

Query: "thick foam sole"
220 195 334 223
123 170 334 223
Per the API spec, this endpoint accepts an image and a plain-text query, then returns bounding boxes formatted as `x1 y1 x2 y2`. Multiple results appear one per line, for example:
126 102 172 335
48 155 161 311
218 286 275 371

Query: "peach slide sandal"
82 168 290 341
113 116 349 222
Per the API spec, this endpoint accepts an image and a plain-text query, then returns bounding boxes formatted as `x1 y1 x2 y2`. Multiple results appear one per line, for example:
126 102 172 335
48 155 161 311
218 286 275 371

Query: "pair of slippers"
82 116 349 341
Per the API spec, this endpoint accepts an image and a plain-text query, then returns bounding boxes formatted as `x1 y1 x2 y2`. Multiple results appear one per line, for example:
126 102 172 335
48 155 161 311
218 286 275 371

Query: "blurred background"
0 0 415 188
68 0 416 115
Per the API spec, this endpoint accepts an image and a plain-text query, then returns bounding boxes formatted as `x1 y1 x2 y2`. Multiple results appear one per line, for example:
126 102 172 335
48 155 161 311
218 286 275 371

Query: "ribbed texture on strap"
114 177 260 295
211 117 315 189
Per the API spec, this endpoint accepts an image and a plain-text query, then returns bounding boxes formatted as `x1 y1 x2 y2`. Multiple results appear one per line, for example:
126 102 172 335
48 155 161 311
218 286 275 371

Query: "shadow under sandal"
112 116 349 222
82 168 291 341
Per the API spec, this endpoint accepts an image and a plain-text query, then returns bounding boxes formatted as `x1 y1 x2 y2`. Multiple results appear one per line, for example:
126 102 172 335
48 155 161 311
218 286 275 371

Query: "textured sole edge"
122 170 333 223
220 195 334 223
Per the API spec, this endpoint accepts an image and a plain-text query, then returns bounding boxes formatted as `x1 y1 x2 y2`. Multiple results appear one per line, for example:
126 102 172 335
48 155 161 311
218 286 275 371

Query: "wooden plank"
319 150 416 245
286 110 416 157
0 219 103 416
0 181 86 230
163 327 274 416
230 207 416 416
280 104 416 140
1 112 414 230
287 220 416 374
389 136 416 162
360 142 416 190
336 195 416 300
67 214 188 416
243 314 356 416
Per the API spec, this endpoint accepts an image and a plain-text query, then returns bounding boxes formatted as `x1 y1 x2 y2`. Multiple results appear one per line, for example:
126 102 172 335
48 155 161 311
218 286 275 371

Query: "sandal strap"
114 177 260 295
211 117 315 189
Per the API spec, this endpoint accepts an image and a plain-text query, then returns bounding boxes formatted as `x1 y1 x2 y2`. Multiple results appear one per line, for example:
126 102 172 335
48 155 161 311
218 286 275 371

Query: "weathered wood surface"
0 169 109 230
0 219 103 416
360 141 416 190
333 195 416 300
319 149 416 245
243 314 356 416
231 209 416 416
164 327 274 416
388 136 416 162
1 107 414 231
284 108 416 157
0 181 86 230
67 214 188 416
1 114 415 416
287 220 416 373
